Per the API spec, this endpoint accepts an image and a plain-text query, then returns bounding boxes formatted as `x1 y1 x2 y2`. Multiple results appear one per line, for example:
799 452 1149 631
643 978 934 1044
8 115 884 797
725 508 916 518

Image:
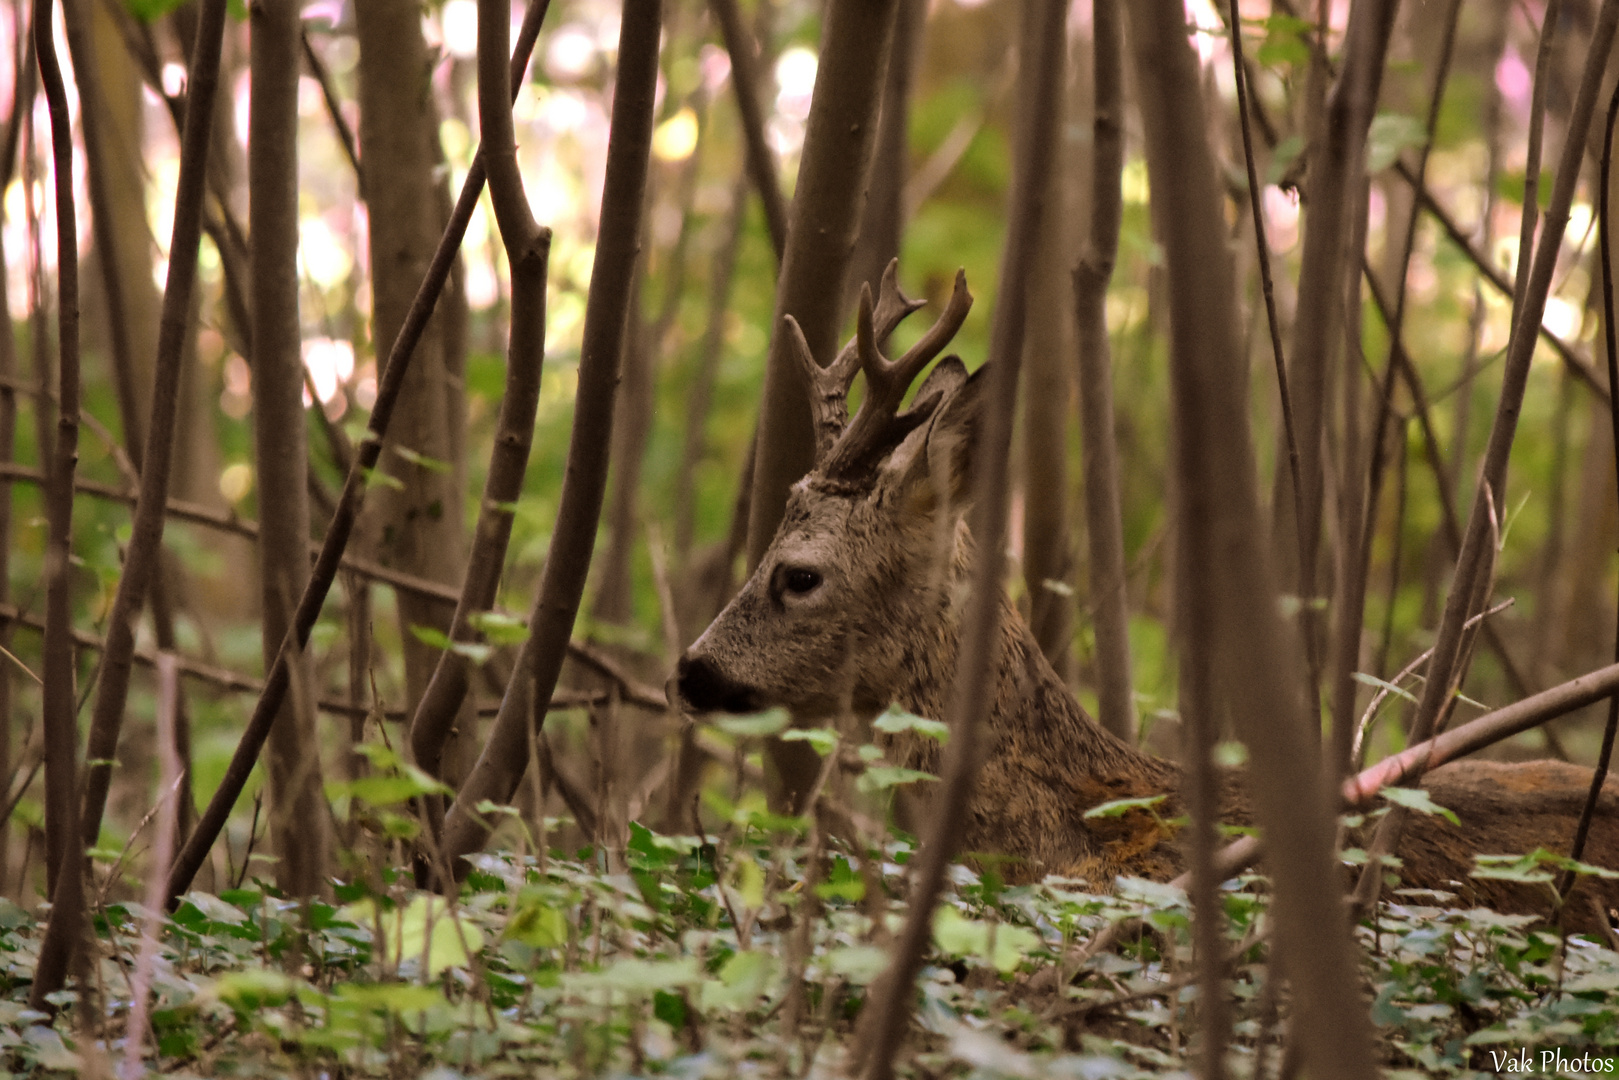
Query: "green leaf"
713 708 789 737
1353 671 1419 704
468 610 529 645
505 897 568 948
211 968 297 1012
873 706 950 743
1366 113 1426 173
857 766 938 793
823 945 889 985
362 467 404 491
333 982 445 1014
124 0 190 23
393 446 451 473
1380 786 1460 826
566 957 702 996
409 624 453 650
728 852 766 911
933 907 1041 973
1083 795 1168 820
699 950 778 1011
780 727 837 755
359 894 486 976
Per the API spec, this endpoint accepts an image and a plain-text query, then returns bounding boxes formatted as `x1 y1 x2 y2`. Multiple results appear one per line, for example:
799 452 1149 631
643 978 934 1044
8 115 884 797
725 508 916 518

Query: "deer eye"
782 568 822 595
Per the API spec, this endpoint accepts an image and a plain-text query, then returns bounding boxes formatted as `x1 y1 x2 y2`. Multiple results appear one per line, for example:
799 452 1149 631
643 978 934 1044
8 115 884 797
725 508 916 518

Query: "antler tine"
821 268 974 479
786 313 862 462
830 260 926 373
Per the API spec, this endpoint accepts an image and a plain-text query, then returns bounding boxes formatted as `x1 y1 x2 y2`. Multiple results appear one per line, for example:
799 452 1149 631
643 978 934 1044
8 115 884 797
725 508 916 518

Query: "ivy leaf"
1380 786 1460 826
468 610 529 645
873 706 950 743
1084 795 1168 820
713 709 789 737
780 727 837 755
857 766 938 793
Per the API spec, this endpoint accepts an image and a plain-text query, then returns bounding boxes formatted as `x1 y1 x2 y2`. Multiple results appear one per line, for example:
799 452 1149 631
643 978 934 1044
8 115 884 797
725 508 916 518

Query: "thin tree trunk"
1020 25 1074 681
0 1 30 895
1073 0 1134 741
161 3 556 905
1284 0 1398 733
355 0 474 784
856 2 1064 1075
1358 0 1619 928
846 0 923 318
1124 0 1378 1076
30 0 88 1007
438 0 661 874
744 0 898 811
69 0 209 850
251 0 328 898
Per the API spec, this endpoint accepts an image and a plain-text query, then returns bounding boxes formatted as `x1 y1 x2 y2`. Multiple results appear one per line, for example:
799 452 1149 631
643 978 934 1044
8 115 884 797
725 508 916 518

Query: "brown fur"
677 365 1619 935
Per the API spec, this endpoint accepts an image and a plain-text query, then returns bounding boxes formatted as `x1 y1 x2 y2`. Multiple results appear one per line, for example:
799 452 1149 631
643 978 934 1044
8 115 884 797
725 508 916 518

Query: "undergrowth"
0 812 1613 1079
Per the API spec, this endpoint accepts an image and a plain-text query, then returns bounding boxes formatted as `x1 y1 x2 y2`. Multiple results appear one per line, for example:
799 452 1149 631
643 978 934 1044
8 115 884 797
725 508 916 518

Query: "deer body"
677 265 1619 933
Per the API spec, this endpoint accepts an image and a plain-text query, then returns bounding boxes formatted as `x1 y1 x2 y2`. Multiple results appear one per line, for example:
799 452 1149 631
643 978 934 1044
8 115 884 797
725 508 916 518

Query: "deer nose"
674 653 762 714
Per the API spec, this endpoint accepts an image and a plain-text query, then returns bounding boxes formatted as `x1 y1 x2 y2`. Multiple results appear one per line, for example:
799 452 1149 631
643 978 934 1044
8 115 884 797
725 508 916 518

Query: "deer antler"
785 260 927 461
818 267 973 480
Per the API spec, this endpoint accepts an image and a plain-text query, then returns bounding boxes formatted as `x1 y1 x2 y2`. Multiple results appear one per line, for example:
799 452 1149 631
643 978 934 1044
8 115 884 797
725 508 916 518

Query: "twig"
706 0 786 262
1558 75 1619 897
300 27 362 191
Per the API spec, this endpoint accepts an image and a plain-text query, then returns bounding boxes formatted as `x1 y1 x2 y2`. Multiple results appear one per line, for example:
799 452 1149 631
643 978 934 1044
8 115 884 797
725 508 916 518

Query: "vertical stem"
1125 0 1378 1074
1073 0 1135 740
251 0 329 897
439 0 662 872
30 0 86 1007
163 2 552 904
74 0 227 851
854 1 1065 1075
744 0 899 810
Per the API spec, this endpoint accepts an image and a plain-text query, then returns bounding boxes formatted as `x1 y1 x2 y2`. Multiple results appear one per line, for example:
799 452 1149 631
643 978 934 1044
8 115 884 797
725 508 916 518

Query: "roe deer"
675 265 1619 933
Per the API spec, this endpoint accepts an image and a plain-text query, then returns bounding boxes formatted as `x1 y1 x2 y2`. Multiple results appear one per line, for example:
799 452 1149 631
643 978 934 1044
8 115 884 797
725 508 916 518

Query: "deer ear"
882 358 985 512
923 361 987 509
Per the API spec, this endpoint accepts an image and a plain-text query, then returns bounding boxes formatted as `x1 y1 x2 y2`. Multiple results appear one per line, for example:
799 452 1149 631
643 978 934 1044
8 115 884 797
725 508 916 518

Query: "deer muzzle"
674 653 763 714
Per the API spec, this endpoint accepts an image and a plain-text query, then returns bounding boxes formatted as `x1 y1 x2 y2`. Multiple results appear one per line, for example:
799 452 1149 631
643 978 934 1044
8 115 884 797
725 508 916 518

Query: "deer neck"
888 585 1175 794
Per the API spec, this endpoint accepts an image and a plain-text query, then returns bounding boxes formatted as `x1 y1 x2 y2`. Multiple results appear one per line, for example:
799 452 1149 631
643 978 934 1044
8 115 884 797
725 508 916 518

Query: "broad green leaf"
1083 795 1168 820
729 852 766 911
506 898 568 948
468 610 529 645
566 957 702 996
211 968 297 1011
857 766 938 793
334 982 445 1014
933 907 1040 973
1366 113 1426 173
699 950 778 1011
1380 786 1459 826
873 706 950 743
713 708 789 737
360 894 486 976
823 945 889 985
780 727 837 755
410 624 453 650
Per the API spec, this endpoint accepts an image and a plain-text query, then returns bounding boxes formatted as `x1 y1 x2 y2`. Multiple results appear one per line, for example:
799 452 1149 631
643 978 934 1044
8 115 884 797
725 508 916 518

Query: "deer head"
675 263 980 721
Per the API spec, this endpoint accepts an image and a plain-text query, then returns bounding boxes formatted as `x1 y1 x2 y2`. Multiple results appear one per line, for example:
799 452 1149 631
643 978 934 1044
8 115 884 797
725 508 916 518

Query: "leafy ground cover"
0 797 1614 1079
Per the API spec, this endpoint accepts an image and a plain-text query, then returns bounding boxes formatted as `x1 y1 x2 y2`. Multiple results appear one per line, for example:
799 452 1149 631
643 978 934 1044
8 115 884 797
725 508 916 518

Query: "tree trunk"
251 0 329 898
354 0 474 782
